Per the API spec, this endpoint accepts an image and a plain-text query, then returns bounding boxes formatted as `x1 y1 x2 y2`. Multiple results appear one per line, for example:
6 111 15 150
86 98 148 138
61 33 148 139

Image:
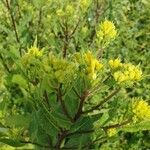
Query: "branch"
37 8 42 40
102 119 131 130
55 130 68 150
69 17 81 38
57 86 74 122
5 0 21 56
88 0 102 45
82 88 121 114
72 87 81 99
43 90 50 108
88 75 111 97
74 90 89 121
69 8 89 39
62 21 69 58
0 53 10 73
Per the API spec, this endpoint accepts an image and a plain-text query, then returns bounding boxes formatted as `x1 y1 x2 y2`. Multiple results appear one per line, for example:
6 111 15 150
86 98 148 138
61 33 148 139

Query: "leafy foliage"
0 0 150 149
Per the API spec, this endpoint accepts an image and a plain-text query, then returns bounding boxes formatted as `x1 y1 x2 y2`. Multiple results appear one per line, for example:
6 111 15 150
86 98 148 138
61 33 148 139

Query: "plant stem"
88 0 101 46
102 119 131 130
43 90 50 108
82 88 121 114
57 85 74 122
37 8 42 41
63 21 68 58
5 0 21 56
0 53 10 73
74 90 89 121
55 130 68 150
72 87 81 99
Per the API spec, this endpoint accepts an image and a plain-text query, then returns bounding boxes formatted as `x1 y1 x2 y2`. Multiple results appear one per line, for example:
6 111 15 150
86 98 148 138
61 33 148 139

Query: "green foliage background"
0 0 150 149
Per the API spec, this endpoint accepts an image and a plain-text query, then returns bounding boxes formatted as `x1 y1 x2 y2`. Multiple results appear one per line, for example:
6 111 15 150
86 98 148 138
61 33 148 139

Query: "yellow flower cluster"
109 58 122 69
73 51 103 80
132 99 150 121
113 63 142 84
66 4 74 15
27 46 43 57
21 46 43 68
123 63 142 80
84 51 103 80
107 128 117 137
80 0 91 10
46 55 77 84
56 9 64 17
96 20 117 47
56 4 74 17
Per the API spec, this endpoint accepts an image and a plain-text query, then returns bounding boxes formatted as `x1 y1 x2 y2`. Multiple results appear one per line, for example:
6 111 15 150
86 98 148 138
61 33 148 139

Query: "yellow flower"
27 46 43 57
113 71 129 83
80 0 91 10
132 99 150 121
95 59 103 70
74 51 103 80
109 58 122 69
49 55 78 84
123 63 142 81
113 62 142 84
107 128 117 137
84 51 103 80
56 9 64 17
65 4 74 15
97 20 117 41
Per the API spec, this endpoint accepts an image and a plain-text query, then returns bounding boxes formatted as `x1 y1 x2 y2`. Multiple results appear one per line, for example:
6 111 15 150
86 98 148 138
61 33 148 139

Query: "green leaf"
33 110 58 145
70 114 101 133
64 92 79 118
51 111 72 129
120 120 150 132
0 138 25 147
12 74 28 89
4 114 31 128
65 134 91 148
0 131 7 138
98 112 110 126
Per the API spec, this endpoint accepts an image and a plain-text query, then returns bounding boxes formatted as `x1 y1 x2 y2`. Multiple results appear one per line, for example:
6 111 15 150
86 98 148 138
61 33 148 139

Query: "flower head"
27 46 43 57
84 51 103 80
101 20 117 38
56 9 64 17
96 20 117 47
132 99 150 121
65 4 74 15
113 62 142 84
107 128 117 137
109 58 122 69
73 51 103 80
47 54 78 84
123 63 142 81
80 0 91 11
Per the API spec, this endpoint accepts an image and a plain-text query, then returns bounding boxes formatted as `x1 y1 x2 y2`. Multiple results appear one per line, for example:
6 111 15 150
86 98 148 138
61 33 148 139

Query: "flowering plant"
0 0 149 149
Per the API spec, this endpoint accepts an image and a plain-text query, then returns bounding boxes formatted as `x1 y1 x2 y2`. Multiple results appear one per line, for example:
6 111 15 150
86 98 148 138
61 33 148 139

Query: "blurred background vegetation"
0 0 150 149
